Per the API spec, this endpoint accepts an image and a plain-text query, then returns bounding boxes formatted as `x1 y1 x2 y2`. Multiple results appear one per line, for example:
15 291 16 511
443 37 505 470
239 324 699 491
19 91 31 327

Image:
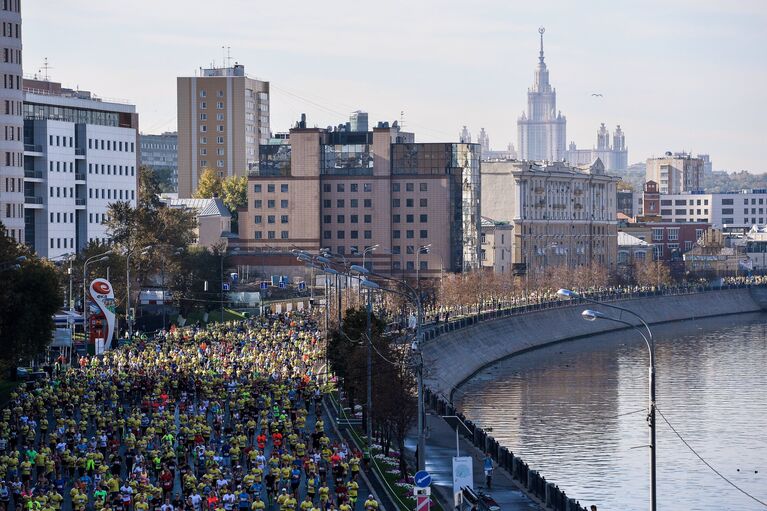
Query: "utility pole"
366 286 373 452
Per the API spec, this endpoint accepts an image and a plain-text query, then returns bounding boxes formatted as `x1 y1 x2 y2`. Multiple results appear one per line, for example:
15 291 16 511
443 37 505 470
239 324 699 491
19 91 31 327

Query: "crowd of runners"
0 312 380 511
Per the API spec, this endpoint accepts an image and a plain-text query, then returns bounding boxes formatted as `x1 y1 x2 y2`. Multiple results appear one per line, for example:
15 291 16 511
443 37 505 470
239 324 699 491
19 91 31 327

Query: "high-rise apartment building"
237 120 481 276
481 158 619 273
646 152 704 194
140 132 178 191
0 0 23 243
22 79 139 259
517 28 566 162
177 64 269 197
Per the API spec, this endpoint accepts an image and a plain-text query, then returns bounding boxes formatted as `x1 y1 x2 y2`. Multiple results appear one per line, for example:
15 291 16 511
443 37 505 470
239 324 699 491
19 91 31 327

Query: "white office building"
23 79 139 259
635 189 767 231
0 0 23 243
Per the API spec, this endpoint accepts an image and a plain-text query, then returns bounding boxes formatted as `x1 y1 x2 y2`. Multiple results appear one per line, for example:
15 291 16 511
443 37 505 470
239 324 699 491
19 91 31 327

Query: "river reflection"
455 313 767 511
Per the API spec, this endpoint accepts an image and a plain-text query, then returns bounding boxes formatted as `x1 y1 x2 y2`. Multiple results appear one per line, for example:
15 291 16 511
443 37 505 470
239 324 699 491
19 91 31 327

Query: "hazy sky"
23 0 767 172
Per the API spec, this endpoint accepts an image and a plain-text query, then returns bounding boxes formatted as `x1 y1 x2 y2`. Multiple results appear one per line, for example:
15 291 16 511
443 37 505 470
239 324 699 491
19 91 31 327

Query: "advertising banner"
88 278 115 352
452 456 474 497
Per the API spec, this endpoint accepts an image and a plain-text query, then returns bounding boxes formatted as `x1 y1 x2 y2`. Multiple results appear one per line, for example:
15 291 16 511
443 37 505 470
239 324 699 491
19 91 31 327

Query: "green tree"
193 168 223 199
222 175 247 233
0 222 61 374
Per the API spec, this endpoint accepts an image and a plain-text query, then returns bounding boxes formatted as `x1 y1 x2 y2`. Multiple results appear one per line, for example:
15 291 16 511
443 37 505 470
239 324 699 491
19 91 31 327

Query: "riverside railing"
419 280 767 342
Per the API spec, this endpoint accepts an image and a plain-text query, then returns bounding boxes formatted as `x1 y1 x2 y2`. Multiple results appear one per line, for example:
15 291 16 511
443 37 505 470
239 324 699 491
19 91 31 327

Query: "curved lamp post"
581 307 656 511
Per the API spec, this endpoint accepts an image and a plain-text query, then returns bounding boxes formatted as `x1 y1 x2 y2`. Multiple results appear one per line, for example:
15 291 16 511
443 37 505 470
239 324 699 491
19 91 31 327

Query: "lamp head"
349 264 369 275
581 309 605 322
360 279 380 289
316 256 331 264
97 256 110 263
297 253 312 262
323 267 339 275
557 288 575 299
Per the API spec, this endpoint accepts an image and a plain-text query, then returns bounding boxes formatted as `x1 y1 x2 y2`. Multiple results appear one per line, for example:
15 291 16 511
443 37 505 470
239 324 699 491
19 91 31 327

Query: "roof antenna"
40 57 53 81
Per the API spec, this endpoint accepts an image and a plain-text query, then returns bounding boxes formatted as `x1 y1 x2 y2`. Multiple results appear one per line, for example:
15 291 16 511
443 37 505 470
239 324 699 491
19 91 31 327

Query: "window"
323 183 331 193
323 215 331 224
254 215 262 224
420 198 428 207
364 183 372 192
406 214 414 223
281 200 288 208
406 198 413 207
392 183 400 192
406 230 414 239
392 199 400 207
695 229 704 240
350 199 358 208
351 230 359 239
406 183 414 192
653 245 663 260
280 184 288 193
323 200 331 208
722 208 733 215
393 230 401 239
364 230 372 239
420 214 428 223
684 240 693 251
281 231 289 239
216 102 224 109
337 199 344 208
267 215 275 224
324 230 331 240
200 102 207 109
364 215 371 223
254 199 262 208
419 183 427 192
722 218 734 224
337 184 345 192
267 184 275 193
267 200 275 208
675 209 686 215
254 184 262 193
419 230 428 239
351 215 359 223
406 261 415 270
337 215 345 223
667 228 679 241
364 199 372 208
350 184 358 192
337 231 345 239
268 231 276 239
393 214 400 223
652 228 664 241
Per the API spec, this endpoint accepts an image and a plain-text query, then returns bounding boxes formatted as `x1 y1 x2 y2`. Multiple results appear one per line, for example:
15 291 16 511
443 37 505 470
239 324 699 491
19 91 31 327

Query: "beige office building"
237 120 481 277
646 152 704 194
177 64 269 197
482 158 619 274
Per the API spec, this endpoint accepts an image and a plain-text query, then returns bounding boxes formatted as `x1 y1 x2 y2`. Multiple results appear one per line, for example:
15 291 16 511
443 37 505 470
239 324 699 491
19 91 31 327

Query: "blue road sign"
414 470 431 488
260 282 268 290
298 281 306 290
222 283 230 291
279 282 286 289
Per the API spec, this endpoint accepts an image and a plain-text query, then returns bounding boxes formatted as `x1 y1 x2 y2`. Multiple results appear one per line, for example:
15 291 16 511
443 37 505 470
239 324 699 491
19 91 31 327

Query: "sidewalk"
417 412 541 511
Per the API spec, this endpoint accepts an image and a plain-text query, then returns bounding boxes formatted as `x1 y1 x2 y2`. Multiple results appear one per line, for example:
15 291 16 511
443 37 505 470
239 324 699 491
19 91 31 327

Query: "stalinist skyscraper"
517 28 566 162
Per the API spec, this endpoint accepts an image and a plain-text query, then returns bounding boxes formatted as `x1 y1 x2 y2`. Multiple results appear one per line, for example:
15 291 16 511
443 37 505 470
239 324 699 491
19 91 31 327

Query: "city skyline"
22 0 767 173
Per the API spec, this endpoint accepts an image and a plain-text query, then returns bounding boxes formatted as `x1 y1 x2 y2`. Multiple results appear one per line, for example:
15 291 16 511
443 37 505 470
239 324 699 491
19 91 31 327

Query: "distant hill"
608 163 767 193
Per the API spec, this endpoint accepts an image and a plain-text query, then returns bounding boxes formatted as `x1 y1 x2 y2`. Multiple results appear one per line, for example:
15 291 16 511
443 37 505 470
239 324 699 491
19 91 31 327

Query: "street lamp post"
359 277 379 454
559 288 656 511
83 251 111 346
416 244 432 298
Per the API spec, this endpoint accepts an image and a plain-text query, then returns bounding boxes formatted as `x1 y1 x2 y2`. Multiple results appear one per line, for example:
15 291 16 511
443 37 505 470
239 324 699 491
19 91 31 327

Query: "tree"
634 257 672 287
222 175 247 233
0 222 61 374
193 168 223 199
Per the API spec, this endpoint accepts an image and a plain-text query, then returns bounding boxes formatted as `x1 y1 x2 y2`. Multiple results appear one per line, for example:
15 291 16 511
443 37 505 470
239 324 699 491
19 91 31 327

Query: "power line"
656 407 767 508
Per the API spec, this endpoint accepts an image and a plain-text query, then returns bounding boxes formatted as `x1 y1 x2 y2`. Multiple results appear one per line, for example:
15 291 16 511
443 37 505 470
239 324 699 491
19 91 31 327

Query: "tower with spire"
517 27 567 162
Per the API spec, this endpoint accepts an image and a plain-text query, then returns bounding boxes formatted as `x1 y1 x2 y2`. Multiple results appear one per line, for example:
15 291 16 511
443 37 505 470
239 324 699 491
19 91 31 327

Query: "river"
454 313 767 511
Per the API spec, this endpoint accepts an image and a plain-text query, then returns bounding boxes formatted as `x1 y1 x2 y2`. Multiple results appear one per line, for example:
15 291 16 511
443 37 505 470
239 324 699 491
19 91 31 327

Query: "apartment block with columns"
237 119 481 278
481 158 620 274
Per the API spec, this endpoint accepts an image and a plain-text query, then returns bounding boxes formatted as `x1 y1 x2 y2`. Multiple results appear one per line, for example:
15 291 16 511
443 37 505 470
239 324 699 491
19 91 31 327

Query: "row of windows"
393 230 429 239
253 199 289 209
199 113 225 122
1 22 19 39
50 161 74 173
3 176 21 192
322 199 374 208
322 183 376 193
3 202 20 218
723 218 766 225
254 231 289 240
199 90 226 98
88 188 135 201
199 160 225 168
89 213 108 224
322 214 373 224
49 186 75 198
88 163 136 176
141 143 177 150
2 47 20 64
4 150 20 166
199 148 225 156
721 198 765 206
88 138 135 153
3 125 19 141
199 124 225 133
391 198 428 208
50 237 75 250
198 102 225 110
323 230 376 240
198 136 225 145
254 184 289 193
254 215 289 224
2 73 19 90
50 211 74 224
4 99 21 115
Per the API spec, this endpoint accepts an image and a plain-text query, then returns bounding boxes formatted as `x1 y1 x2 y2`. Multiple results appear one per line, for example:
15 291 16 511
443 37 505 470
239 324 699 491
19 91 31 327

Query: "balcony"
24 144 43 154
24 196 43 206
75 172 86 181
75 198 86 206
24 170 43 179
75 148 85 157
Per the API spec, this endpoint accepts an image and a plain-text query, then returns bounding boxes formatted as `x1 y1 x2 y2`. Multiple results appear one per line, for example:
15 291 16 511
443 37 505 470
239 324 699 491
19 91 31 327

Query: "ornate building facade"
566 123 628 171
517 28 566 162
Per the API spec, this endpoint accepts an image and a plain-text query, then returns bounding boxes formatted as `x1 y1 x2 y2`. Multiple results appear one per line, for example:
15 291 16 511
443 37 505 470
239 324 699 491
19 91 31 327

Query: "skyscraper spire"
539 26 545 65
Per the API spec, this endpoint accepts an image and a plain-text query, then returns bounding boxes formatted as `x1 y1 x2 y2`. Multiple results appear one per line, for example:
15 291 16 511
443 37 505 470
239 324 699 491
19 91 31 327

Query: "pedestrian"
483 454 494 489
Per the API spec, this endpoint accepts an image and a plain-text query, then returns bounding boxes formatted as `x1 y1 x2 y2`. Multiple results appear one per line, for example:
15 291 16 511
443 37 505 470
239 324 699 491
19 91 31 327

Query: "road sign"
414 470 432 488
298 281 306 290
222 283 230 291
279 282 286 289
260 281 268 290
